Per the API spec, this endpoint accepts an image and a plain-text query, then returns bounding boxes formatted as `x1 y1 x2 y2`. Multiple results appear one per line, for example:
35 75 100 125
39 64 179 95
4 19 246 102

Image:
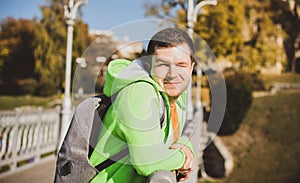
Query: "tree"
236 1 287 72
144 0 187 20
144 0 244 58
33 0 89 96
0 18 36 95
195 0 245 60
269 0 300 72
144 0 288 72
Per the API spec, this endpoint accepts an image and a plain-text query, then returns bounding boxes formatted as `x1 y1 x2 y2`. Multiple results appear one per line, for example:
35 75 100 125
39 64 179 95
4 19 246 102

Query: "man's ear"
141 55 153 72
144 61 151 71
190 62 195 75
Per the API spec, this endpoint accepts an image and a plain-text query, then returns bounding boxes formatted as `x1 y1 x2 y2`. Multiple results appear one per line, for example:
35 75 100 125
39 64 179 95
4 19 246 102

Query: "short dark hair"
147 28 195 58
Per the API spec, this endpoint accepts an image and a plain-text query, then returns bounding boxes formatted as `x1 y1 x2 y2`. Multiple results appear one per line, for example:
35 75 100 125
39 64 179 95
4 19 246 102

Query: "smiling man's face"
151 43 194 104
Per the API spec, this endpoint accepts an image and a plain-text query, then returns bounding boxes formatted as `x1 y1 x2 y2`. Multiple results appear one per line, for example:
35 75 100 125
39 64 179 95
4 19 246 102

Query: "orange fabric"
171 104 180 143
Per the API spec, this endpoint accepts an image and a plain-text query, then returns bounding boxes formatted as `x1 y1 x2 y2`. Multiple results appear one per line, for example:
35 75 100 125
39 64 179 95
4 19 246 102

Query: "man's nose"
167 64 177 78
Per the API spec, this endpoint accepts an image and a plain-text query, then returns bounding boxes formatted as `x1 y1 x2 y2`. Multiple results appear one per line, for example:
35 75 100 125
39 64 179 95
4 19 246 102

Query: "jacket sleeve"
177 136 196 159
113 82 186 176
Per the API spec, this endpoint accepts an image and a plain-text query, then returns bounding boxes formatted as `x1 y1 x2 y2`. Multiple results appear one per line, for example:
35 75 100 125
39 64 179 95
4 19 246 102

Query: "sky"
0 0 178 49
0 0 149 30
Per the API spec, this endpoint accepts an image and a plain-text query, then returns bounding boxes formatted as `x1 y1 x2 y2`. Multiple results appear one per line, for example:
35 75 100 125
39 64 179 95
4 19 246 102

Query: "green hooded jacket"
89 59 194 183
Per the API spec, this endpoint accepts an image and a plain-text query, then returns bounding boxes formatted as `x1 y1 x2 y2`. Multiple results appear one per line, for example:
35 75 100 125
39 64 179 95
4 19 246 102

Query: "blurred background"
0 0 299 183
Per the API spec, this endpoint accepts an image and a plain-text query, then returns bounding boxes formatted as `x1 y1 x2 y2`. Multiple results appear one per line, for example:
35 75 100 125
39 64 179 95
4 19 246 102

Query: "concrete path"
0 158 56 183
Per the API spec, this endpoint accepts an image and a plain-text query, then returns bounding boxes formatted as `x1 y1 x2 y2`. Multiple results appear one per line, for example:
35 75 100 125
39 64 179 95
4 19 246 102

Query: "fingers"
177 168 192 174
176 171 190 182
179 175 189 182
180 145 194 171
170 143 195 170
170 143 184 149
170 143 195 181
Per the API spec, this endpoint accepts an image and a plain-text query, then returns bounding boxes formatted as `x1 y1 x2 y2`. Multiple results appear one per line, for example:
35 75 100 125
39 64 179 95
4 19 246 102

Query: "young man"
89 28 195 182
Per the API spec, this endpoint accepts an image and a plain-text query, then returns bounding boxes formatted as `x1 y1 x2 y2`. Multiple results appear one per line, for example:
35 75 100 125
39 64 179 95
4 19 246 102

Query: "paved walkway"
0 158 56 183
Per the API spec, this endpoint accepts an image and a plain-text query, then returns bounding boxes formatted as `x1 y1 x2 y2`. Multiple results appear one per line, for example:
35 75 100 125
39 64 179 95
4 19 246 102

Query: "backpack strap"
159 91 167 128
88 93 118 158
94 146 129 172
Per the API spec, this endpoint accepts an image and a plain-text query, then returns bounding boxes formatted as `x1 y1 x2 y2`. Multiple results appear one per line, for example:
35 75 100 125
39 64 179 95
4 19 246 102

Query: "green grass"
198 72 300 183
0 95 59 110
261 72 300 90
200 89 300 183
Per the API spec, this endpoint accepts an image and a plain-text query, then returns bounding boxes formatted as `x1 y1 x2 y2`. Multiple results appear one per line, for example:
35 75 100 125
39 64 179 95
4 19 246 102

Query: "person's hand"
170 143 194 182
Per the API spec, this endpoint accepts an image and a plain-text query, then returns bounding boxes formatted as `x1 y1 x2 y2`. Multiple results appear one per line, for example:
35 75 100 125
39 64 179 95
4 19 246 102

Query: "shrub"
218 72 254 135
35 79 57 96
0 79 21 95
17 78 38 95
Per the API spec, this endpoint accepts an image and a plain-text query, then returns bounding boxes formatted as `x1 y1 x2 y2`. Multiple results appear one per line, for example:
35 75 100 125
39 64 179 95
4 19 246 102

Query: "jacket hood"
103 59 163 97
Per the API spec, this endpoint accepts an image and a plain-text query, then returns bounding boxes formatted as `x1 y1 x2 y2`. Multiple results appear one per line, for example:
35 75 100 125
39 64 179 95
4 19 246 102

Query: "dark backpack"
55 92 166 183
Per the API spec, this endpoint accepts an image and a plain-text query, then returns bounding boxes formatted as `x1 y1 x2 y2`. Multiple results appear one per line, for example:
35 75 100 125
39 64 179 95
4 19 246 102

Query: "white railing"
0 107 61 178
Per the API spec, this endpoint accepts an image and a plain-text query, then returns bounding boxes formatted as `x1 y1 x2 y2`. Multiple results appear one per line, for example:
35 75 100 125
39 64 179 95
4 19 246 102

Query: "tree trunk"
284 37 296 72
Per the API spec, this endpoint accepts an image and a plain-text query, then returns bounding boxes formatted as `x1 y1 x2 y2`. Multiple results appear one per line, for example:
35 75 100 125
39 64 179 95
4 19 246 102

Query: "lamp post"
185 0 217 181
187 0 218 38
59 0 88 149
187 0 217 108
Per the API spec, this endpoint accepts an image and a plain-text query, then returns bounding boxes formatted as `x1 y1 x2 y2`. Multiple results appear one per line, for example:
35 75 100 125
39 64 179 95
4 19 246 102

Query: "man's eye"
178 63 188 67
156 63 169 67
